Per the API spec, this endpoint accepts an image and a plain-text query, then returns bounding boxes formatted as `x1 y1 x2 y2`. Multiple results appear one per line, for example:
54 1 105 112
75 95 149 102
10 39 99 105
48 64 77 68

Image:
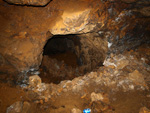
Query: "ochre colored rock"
0 32 47 71
48 0 103 35
71 108 82 113
91 92 104 102
50 9 92 35
5 0 51 6
7 101 23 113
29 75 41 88
139 107 150 113
128 70 146 86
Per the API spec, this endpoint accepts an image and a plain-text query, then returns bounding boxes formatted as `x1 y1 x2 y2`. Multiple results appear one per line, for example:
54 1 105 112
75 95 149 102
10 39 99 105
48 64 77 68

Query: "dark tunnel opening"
43 35 79 67
39 35 83 84
39 34 107 84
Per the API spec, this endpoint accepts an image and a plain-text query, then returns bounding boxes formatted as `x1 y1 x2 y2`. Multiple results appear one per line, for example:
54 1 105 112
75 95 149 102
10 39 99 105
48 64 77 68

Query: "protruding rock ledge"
4 0 51 6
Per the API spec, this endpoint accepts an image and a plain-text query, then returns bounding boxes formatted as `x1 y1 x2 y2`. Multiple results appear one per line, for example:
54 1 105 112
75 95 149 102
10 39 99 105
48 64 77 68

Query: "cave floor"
0 82 150 113
0 44 150 113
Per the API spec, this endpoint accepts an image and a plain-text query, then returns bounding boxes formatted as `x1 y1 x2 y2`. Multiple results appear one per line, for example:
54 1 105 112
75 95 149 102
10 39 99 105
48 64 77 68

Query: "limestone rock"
139 107 150 113
128 70 146 86
50 9 94 35
4 0 51 6
22 101 31 113
116 59 129 69
91 92 104 102
0 32 47 71
7 101 31 113
71 108 82 113
103 54 129 69
7 101 23 113
29 75 41 88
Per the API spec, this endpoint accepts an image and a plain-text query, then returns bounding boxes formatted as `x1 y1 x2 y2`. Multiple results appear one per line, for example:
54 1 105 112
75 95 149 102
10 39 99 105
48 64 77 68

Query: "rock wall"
0 0 149 72
75 33 108 71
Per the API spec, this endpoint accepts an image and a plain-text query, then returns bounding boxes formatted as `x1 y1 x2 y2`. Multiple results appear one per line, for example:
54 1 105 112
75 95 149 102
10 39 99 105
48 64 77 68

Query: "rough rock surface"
4 45 150 112
139 107 150 113
7 101 23 113
7 101 30 113
0 0 150 73
4 0 51 6
71 108 82 113
21 48 150 104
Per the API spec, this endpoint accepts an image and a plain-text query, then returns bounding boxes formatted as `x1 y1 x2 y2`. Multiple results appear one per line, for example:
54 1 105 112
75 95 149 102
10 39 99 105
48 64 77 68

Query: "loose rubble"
5 48 150 113
22 50 149 101
7 101 30 113
71 108 82 113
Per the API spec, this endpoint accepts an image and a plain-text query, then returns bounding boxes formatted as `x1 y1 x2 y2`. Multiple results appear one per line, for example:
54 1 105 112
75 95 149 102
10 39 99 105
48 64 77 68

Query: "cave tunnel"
40 35 80 84
1 0 150 112
43 35 79 67
39 34 107 84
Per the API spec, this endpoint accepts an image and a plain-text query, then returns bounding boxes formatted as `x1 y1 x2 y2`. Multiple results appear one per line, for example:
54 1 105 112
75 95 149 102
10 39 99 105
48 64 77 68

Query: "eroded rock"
29 75 41 88
7 101 23 113
22 101 31 113
50 9 92 35
91 92 104 102
7 101 31 113
128 70 146 86
139 107 150 113
71 108 82 113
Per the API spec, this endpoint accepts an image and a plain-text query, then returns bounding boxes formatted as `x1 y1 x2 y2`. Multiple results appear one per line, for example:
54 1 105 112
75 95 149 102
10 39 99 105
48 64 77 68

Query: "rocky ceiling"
0 0 150 72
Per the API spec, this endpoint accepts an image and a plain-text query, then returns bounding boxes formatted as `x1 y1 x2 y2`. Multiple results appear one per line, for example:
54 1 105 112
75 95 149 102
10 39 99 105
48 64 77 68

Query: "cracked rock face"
48 0 102 35
50 9 92 35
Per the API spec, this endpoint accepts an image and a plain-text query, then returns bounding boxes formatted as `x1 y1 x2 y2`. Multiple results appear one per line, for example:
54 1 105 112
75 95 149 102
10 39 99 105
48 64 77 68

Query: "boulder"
71 108 82 113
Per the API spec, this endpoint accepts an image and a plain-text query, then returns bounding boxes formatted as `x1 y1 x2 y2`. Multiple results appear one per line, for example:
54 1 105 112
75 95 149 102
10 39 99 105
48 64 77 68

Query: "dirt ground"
0 83 26 113
0 82 150 113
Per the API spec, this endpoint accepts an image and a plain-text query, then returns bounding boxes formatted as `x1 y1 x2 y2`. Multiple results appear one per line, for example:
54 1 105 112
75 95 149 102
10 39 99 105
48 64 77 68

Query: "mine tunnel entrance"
39 34 107 84
40 35 82 84
43 35 79 68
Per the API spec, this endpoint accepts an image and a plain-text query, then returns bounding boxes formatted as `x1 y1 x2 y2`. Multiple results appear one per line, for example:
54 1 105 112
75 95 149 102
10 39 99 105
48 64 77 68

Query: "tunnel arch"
39 33 108 84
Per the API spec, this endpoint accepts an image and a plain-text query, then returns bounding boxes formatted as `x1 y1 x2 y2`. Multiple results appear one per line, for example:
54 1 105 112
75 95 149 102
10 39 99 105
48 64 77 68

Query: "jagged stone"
91 92 104 102
139 107 150 113
71 108 82 113
29 75 41 88
128 70 146 86
7 101 23 113
50 9 93 35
